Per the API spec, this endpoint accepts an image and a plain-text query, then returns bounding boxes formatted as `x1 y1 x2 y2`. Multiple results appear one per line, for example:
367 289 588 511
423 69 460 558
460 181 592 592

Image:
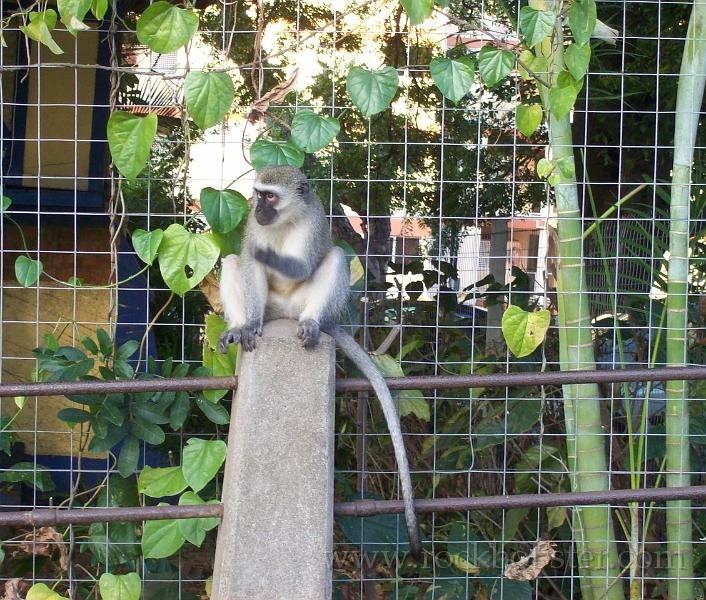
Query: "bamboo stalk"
665 2 706 598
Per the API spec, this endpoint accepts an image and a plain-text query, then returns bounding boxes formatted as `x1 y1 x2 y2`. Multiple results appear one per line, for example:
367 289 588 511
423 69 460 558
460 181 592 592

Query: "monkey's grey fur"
218 166 422 558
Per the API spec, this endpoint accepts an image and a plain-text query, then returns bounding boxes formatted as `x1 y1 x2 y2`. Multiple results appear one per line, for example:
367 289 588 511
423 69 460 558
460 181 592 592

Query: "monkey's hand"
240 319 263 352
297 319 320 349
217 327 241 353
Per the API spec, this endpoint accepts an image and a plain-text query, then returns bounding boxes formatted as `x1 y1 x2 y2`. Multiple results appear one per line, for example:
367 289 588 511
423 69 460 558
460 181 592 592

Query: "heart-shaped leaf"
370 354 429 421
429 57 475 103
250 139 305 171
182 438 227 492
132 228 163 265
519 6 555 47
516 103 543 137
107 111 158 181
346 66 399 117
57 0 92 34
136 1 199 54
15 256 43 287
477 44 515 87
158 224 220 296
177 491 220 547
565 42 591 80
502 304 551 357
536 158 553 178
569 0 597 46
20 10 63 55
138 465 188 498
1 196 11 211
26 584 69 600
91 0 108 20
200 188 249 234
98 573 141 600
141 504 186 559
184 71 235 130
400 0 433 25
548 76 579 120
290 109 340 153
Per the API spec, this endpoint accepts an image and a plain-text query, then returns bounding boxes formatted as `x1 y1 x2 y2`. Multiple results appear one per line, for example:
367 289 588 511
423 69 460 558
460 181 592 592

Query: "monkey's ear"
297 181 310 197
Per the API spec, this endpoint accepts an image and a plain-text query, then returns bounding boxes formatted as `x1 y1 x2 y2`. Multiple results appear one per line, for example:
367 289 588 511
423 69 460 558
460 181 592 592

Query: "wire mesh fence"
0 0 704 598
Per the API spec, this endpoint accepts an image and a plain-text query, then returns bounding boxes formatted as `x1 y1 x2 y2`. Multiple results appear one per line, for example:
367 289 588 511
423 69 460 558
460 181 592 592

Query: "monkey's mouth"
255 205 277 225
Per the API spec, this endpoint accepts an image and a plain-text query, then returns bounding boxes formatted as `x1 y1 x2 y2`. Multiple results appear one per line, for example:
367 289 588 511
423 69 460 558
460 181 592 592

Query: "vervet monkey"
218 166 422 558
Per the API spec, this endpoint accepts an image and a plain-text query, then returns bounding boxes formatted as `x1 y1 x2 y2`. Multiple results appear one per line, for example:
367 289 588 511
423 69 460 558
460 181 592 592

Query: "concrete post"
211 319 336 600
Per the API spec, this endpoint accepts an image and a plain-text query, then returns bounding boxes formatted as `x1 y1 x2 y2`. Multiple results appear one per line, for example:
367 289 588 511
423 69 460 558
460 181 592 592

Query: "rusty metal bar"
2 485 706 527
0 504 224 527
2 365 706 398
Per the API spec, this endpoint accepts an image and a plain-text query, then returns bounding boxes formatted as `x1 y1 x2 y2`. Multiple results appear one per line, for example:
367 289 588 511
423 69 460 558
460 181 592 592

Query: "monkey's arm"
253 246 314 281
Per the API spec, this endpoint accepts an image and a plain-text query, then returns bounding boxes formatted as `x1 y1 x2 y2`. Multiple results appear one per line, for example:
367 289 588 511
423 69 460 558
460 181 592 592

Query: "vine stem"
134 291 176 374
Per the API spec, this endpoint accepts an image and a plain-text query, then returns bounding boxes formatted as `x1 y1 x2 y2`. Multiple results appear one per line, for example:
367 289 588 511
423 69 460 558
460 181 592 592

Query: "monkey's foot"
297 319 320 348
218 327 241 353
240 320 263 352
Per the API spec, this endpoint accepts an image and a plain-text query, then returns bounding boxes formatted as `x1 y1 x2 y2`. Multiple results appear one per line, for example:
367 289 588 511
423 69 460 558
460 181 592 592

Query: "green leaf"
141 504 186 559
477 45 515 87
568 0 597 46
205 313 229 349
370 354 429 421
250 139 305 171
0 461 55 491
547 505 567 529
196 395 230 424
15 256 43 287
536 158 553 178
138 466 188 498
99 573 141 600
177 491 220 547
117 435 140 478
516 103 543 137
132 228 164 265
517 49 535 80
184 71 235 130
519 6 555 47
429 57 475 103
107 111 158 181
91 0 108 20
338 493 414 553
501 305 551 357
400 0 433 24
565 42 591 80
447 522 492 571
20 10 63 55
58 407 91 424
1 196 10 211
346 66 399 117
158 224 220 296
200 188 249 234
96 328 113 356
14 396 25 409
182 438 227 492
57 0 92 34
26 584 69 600
548 78 579 120
136 1 199 54
290 109 340 153
131 420 165 445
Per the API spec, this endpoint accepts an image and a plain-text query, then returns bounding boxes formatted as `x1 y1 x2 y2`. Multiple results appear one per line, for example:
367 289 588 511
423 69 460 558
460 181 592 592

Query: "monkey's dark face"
254 188 279 225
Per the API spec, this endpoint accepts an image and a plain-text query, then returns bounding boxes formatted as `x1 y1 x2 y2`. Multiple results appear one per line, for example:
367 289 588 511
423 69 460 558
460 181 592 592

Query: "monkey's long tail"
323 324 422 559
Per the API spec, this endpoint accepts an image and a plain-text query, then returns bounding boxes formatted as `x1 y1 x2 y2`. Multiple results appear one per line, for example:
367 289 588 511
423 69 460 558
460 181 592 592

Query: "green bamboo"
540 13 624 599
665 2 706 598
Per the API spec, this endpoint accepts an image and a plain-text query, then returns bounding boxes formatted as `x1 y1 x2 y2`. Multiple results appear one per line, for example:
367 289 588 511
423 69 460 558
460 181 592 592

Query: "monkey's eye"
265 192 277 202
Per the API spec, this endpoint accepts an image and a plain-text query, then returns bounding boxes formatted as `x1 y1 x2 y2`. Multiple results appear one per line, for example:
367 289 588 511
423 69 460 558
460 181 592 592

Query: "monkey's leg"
294 246 348 348
218 254 267 352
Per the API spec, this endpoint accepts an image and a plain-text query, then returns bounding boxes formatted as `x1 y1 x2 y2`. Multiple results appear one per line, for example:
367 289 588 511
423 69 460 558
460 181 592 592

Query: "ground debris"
15 526 68 572
504 540 556 581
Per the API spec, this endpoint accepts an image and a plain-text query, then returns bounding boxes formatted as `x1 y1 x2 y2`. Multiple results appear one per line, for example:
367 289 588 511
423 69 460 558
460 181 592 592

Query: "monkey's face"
253 187 279 225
